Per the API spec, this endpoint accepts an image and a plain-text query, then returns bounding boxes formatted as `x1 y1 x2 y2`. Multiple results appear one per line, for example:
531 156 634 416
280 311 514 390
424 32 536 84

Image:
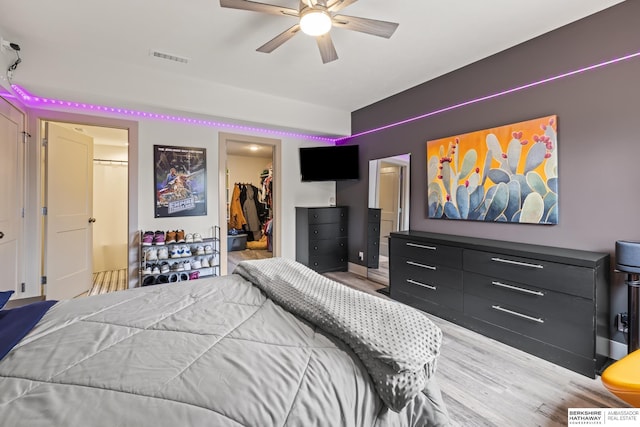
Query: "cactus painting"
427 115 558 224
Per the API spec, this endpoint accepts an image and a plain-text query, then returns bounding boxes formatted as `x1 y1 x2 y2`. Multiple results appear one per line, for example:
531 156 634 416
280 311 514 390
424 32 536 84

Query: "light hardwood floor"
227 248 272 272
325 271 630 427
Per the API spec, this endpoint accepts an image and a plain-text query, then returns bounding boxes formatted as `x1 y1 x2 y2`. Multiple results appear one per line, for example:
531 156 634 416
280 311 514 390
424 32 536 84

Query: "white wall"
0 25 15 92
227 154 271 189
7 42 350 136
135 119 335 261
93 145 128 271
13 96 336 295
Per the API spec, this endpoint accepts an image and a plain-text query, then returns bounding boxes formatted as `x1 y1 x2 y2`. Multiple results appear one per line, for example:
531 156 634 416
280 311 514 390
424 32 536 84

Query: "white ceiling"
0 0 625 129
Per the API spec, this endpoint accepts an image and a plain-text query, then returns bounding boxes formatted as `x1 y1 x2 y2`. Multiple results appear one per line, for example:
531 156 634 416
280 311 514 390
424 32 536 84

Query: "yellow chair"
602 349 640 407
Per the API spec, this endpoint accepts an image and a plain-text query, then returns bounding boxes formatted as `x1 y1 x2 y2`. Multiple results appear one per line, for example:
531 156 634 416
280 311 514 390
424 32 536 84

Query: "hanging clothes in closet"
242 184 262 241
228 184 247 231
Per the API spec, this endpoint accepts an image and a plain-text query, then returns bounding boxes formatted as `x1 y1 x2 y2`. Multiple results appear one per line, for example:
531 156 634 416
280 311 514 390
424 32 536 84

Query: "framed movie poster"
154 145 207 217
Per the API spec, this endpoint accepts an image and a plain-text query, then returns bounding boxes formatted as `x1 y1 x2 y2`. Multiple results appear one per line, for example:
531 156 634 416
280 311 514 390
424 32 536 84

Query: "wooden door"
45 122 94 300
0 97 25 298
378 164 400 257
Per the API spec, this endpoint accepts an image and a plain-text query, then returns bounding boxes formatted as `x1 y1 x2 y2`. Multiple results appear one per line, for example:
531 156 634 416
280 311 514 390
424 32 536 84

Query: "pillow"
0 290 14 309
0 300 57 361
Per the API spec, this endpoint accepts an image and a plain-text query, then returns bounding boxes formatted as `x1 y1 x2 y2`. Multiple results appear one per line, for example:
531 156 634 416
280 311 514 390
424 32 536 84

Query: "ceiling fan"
219 0 399 64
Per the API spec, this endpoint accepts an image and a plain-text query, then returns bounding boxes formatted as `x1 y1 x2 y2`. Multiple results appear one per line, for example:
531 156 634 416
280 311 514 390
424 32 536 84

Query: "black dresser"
296 207 348 273
389 231 609 378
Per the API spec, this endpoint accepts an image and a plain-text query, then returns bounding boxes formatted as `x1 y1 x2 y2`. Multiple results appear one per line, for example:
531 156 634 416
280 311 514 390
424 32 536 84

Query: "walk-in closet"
226 141 274 271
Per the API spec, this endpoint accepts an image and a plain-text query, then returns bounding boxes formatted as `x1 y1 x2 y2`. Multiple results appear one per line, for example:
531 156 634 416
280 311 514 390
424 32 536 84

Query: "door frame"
218 132 281 275
28 110 139 295
0 95 26 298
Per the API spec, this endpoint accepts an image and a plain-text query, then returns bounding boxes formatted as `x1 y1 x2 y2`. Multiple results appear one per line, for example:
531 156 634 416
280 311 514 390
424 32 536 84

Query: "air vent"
150 50 190 64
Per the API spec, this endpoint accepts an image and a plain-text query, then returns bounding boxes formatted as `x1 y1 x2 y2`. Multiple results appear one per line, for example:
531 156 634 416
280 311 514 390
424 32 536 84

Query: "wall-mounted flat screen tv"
299 145 359 182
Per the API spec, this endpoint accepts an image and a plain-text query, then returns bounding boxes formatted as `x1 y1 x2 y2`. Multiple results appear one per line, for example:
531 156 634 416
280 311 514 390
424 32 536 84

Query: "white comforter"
0 266 449 426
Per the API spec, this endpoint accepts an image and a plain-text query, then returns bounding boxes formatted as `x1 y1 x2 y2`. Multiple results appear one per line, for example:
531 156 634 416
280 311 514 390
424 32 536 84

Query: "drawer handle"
406 261 436 270
406 242 436 250
407 279 437 290
491 305 544 324
491 281 545 297
490 257 543 269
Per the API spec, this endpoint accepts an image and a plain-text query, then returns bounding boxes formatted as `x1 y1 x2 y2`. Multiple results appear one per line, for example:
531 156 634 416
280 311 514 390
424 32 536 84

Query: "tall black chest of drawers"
296 207 348 273
389 231 610 378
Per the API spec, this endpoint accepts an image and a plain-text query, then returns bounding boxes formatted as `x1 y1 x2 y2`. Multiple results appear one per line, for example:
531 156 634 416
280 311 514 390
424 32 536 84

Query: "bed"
0 258 449 426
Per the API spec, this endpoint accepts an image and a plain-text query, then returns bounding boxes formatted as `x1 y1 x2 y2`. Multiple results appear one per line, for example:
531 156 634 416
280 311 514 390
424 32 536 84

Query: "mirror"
367 154 410 289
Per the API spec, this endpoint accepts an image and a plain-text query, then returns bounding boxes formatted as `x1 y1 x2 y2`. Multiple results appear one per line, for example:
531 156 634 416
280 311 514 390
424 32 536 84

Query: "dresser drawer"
394 257 463 292
309 253 348 272
368 208 381 222
391 238 462 269
309 222 347 239
464 271 593 323
308 238 347 255
394 277 463 312
464 293 593 356
464 249 595 299
307 208 347 224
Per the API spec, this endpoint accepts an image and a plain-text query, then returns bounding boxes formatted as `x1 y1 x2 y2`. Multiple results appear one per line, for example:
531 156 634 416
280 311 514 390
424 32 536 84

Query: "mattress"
0 260 449 426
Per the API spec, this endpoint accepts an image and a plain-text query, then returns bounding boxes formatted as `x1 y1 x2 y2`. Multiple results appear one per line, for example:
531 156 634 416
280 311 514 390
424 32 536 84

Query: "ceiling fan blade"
219 0 298 17
257 24 301 53
332 14 399 38
327 0 358 12
316 33 338 64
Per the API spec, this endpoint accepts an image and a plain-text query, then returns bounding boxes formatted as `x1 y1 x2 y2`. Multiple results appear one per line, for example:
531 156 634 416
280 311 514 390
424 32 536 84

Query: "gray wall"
337 1 640 344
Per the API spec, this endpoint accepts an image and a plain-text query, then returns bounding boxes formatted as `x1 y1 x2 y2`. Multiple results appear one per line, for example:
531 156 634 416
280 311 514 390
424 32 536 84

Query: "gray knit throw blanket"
234 257 443 412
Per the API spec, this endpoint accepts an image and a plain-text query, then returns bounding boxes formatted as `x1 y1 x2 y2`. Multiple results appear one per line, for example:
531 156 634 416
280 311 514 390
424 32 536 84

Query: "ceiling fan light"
300 10 332 36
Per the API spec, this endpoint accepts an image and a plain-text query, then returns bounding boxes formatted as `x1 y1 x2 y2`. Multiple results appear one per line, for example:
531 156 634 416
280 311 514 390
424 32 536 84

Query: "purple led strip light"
10 84 336 143
335 50 640 144
11 50 640 144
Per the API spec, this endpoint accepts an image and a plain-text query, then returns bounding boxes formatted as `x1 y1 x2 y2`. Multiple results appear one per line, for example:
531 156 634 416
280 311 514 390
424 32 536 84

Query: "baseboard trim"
348 262 367 277
609 339 628 360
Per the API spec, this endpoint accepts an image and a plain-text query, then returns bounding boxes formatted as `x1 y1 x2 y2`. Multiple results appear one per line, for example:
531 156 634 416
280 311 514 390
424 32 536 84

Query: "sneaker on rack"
185 233 194 243
189 271 200 280
211 253 219 267
169 273 179 283
200 257 210 268
151 263 161 274
179 272 190 282
146 248 158 261
176 229 186 243
191 258 202 270
195 245 205 256
182 245 192 257
204 245 213 255
166 230 177 244
153 230 166 245
157 247 169 260
142 231 154 246
193 233 203 242
170 246 181 258
160 261 170 274
142 275 156 286
142 263 152 275
156 274 169 284
173 261 184 272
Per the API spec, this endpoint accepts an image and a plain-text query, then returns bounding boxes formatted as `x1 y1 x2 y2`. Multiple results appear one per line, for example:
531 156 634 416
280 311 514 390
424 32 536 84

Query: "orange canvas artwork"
426 115 558 223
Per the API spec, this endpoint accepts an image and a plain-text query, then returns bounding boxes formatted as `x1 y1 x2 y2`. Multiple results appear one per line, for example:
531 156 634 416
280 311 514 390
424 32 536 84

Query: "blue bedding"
0 300 57 361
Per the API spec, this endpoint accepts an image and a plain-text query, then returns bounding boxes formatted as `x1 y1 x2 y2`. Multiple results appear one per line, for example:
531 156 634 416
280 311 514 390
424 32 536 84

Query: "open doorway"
367 154 411 288
225 140 274 272
218 133 281 275
42 121 129 298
